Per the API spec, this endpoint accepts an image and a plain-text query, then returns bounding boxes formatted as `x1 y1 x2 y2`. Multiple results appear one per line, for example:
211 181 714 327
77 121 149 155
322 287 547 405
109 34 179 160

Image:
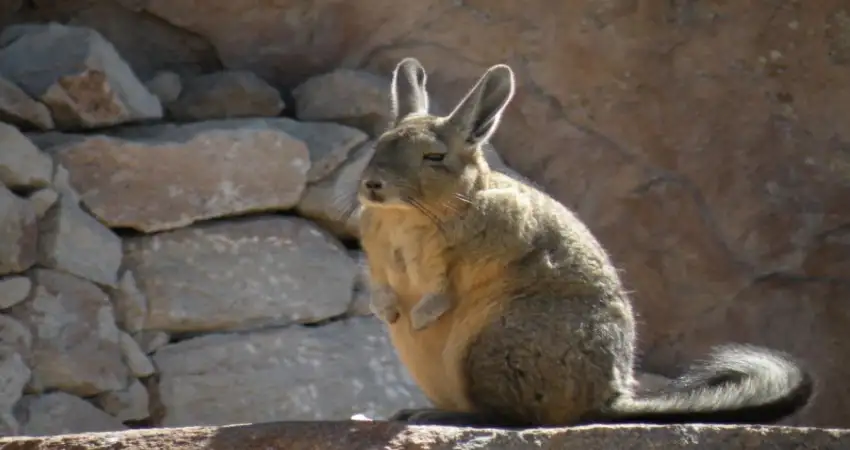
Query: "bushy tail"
600 345 814 425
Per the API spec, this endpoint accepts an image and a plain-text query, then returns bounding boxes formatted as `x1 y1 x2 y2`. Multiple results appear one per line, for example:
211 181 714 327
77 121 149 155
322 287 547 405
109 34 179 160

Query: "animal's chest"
382 225 441 300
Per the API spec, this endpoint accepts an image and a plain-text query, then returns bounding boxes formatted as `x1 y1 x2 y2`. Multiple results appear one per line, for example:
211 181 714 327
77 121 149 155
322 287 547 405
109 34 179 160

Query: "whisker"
406 197 446 235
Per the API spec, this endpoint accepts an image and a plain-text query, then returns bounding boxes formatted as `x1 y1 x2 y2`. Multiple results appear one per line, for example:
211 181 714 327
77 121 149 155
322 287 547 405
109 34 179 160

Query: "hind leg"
461 297 636 426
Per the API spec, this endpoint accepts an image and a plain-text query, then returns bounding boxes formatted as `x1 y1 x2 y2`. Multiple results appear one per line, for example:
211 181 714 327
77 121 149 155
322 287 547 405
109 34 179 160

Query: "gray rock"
347 250 373 317
0 315 32 356
50 164 81 205
168 70 284 121
0 76 54 131
133 331 169 354
37 197 123 287
119 331 154 378
123 216 356 334
0 349 29 437
0 349 31 410
296 141 373 239
272 119 368 183
144 71 182 105
0 184 37 276
94 378 149 422
0 277 31 310
153 317 427 426
7 269 128 396
43 119 311 233
292 69 392 137
108 271 148 333
0 123 53 191
0 23 162 130
15 391 127 436
26 188 59 220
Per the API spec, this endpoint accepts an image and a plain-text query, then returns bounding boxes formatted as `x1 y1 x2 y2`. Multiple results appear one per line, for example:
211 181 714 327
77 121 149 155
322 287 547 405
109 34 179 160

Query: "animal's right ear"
389 57 430 126
444 64 515 147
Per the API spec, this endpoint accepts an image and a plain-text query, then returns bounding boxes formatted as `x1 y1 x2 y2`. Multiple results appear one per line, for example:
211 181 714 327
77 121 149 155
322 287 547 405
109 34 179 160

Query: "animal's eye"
423 153 445 162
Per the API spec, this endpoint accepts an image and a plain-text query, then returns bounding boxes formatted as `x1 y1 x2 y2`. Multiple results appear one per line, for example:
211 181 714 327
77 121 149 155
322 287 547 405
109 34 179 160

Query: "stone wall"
0 22 458 436
1 0 850 435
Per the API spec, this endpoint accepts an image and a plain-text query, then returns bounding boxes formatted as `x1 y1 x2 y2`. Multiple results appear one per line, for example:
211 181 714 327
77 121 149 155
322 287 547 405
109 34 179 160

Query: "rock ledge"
0 421 847 450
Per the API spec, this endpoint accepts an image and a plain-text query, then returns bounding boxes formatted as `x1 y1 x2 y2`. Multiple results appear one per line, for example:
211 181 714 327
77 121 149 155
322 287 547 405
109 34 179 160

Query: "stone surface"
2 422 850 449
153 317 426 427
133 331 169 355
0 123 53 191
0 184 37 276
5 0 850 429
118 331 155 378
0 349 30 436
0 277 31 310
94 379 150 423
0 76 54 131
37 198 123 287
293 69 393 136
0 315 32 357
123 216 356 334
7 270 128 396
9 1 850 427
144 70 182 105
0 23 162 130
108 271 148 333
41 118 311 232
49 165 80 205
25 189 58 220
14 392 127 437
273 119 369 183
296 142 373 239
348 250 372 317
168 70 284 121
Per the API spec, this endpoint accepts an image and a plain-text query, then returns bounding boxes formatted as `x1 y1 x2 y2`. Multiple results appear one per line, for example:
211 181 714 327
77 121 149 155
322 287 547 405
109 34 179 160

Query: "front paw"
370 301 400 324
410 292 451 331
370 285 400 324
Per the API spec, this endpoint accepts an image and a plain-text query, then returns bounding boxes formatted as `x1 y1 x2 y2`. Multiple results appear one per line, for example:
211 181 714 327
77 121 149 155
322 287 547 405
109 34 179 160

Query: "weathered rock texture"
13 0 846 428
0 0 848 438
1 422 849 450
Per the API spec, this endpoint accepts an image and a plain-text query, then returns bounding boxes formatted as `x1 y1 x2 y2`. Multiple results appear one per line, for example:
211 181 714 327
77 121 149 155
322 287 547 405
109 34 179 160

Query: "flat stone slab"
0 422 847 449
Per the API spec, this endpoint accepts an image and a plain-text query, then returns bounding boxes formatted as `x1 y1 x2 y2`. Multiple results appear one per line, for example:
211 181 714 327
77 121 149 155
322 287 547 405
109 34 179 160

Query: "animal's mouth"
358 190 385 206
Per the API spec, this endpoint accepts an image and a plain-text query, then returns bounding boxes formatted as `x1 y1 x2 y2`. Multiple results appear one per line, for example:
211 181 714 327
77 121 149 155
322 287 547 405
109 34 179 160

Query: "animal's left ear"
444 64 515 146
389 57 430 126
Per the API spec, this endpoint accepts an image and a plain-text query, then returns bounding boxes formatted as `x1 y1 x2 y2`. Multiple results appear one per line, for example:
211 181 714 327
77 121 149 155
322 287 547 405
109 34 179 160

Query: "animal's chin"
357 192 409 210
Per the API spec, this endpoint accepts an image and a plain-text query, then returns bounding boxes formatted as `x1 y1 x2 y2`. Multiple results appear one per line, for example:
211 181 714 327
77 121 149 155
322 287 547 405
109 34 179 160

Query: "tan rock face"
84 0 850 427
123 217 357 334
41 119 311 233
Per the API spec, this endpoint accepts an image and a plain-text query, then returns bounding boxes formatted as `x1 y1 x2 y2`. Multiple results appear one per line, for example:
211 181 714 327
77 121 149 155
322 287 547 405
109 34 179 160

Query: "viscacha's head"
358 57 516 212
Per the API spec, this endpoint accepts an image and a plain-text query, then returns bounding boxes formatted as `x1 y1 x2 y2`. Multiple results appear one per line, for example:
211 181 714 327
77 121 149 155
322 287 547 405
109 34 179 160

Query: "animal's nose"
363 179 384 190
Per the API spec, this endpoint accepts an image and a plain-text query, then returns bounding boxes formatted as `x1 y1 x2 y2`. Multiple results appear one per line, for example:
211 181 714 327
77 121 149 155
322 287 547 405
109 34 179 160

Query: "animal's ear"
389 57 430 126
444 64 515 146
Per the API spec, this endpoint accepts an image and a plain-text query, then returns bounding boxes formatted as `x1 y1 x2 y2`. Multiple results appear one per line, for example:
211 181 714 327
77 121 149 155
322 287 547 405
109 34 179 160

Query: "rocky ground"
1 422 849 450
